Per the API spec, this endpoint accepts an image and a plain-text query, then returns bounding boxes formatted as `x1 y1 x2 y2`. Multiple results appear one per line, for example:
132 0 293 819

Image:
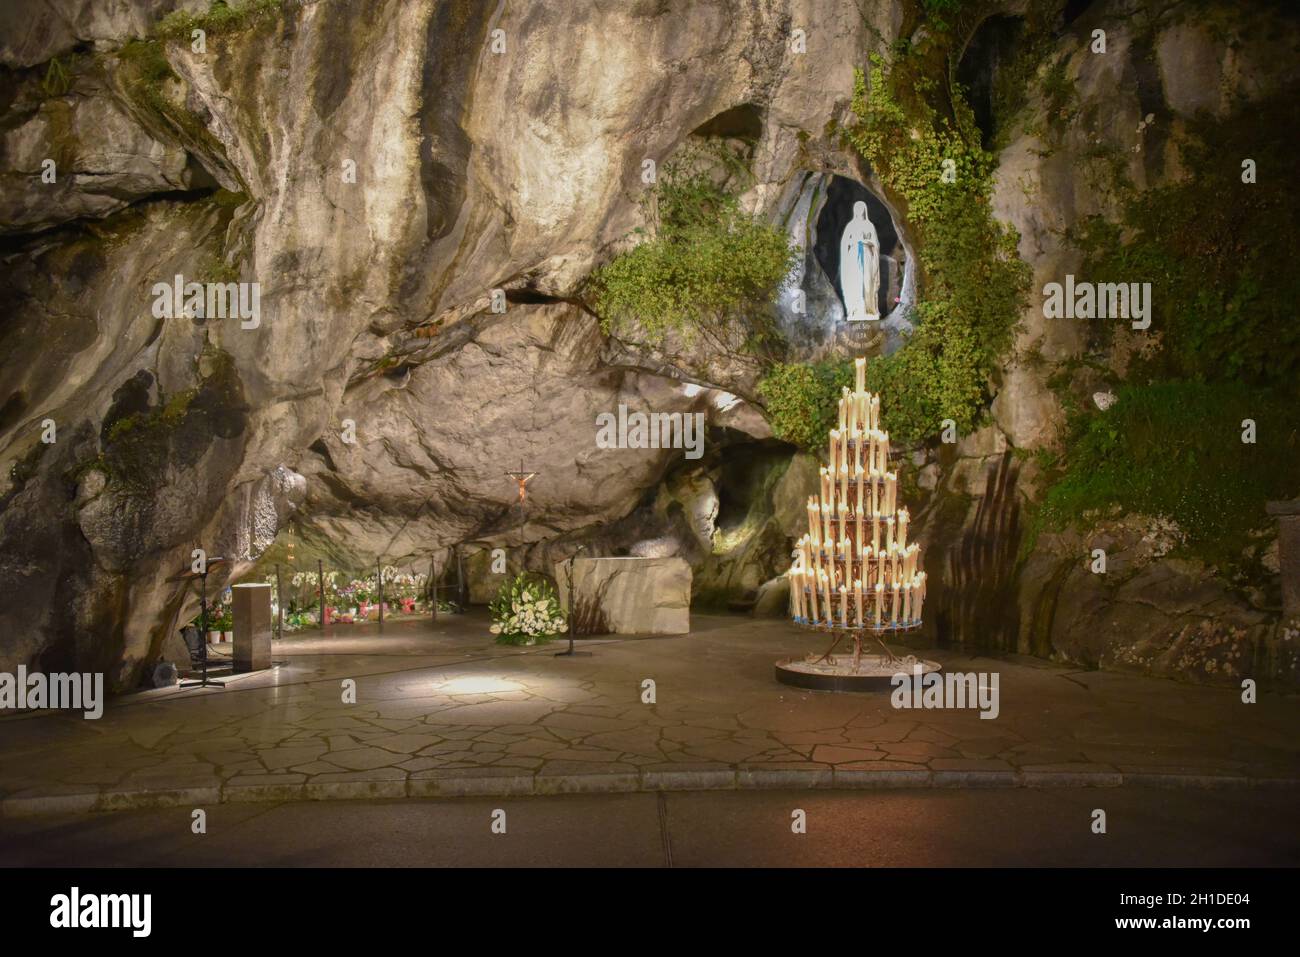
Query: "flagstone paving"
1 613 1297 814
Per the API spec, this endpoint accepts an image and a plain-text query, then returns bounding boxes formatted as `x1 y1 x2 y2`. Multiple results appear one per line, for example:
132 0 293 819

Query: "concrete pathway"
4 789 1296 867
1 613 1297 816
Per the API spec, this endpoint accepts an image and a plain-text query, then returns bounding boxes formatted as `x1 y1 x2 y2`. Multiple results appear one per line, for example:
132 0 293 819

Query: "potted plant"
489 572 567 646
212 603 233 642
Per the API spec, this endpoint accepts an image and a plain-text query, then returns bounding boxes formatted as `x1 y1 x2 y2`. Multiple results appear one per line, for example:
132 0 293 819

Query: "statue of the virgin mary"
839 201 881 322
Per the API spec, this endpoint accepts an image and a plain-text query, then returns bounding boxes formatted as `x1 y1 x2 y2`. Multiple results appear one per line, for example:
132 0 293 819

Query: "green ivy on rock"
756 49 1029 449
757 358 854 451
588 144 796 350
1032 381 1299 572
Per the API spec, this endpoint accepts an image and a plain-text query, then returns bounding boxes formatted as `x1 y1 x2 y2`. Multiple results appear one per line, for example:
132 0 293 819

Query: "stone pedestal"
231 583 272 672
1267 498 1300 619
555 557 690 635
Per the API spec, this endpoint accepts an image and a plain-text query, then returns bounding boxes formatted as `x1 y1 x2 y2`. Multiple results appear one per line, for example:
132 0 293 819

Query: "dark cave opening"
713 439 792 535
957 14 1028 151
691 103 764 141
1062 0 1095 26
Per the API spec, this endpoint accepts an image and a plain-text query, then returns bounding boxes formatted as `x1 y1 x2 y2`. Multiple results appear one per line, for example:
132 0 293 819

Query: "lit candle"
839 462 849 506
848 394 858 435
820 468 831 512
855 357 866 393
885 516 895 552
863 545 874 589
903 582 912 622
808 567 819 621
874 582 884 626
821 570 833 623
854 578 864 627
891 582 901 624
854 492 864 562
870 395 880 432
840 584 848 626
837 396 846 434
871 512 880 553
886 472 897 514
897 507 909 551
807 499 819 546
870 468 879 516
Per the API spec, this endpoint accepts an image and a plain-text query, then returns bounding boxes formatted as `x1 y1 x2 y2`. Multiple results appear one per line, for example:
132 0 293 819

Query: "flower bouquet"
489 572 567 646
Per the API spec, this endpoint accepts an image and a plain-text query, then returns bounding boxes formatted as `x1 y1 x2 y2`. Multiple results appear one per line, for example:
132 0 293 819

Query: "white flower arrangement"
489 573 567 645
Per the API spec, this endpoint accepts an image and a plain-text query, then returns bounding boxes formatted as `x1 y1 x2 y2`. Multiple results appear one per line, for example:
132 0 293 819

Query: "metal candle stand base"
774 618 939 693
798 617 920 668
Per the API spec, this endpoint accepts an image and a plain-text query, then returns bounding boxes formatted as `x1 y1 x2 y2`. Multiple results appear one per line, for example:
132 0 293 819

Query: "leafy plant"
41 56 72 96
1034 381 1299 569
757 358 854 451
588 143 796 351
843 53 1030 444
1071 86 1300 388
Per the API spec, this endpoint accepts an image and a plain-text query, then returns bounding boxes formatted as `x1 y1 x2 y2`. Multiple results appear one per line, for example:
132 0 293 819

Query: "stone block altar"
555 557 691 635
231 582 272 672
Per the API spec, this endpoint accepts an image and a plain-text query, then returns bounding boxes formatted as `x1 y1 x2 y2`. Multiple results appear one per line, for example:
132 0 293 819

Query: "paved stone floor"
1 612 1297 815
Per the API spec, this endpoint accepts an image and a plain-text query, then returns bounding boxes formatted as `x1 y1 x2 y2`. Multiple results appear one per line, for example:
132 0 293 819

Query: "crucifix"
504 460 539 560
505 460 538 505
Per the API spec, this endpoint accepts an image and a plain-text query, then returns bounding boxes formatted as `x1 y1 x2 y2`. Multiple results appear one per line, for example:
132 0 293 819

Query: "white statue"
839 201 881 322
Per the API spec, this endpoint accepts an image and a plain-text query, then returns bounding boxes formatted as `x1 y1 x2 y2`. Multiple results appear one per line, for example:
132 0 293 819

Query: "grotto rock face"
0 0 1296 689
0 0 884 686
0 1 207 68
0 63 203 235
987 1 1300 448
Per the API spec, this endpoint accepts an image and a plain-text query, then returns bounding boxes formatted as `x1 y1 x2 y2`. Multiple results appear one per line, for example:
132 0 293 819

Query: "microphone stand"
555 547 591 658
180 557 227 689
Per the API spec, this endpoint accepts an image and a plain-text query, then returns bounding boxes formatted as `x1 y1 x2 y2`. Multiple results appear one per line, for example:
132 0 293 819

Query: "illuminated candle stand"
777 357 940 691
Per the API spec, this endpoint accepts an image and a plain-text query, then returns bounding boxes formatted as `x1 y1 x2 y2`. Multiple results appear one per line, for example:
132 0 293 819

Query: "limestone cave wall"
0 0 1296 689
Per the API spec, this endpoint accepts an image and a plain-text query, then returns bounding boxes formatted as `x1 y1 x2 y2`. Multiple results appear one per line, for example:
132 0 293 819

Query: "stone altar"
231 582 273 672
555 557 690 635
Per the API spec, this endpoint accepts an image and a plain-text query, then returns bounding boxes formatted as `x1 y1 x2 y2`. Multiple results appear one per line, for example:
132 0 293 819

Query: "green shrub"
757 358 854 451
1072 87 1300 388
589 146 796 349
1036 381 1299 567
